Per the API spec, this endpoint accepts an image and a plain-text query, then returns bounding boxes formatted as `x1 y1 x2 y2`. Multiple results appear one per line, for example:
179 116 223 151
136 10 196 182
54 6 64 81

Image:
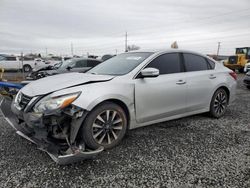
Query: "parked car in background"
0 54 46 72
244 62 250 73
26 58 102 80
243 71 250 89
0 49 237 164
101 54 116 61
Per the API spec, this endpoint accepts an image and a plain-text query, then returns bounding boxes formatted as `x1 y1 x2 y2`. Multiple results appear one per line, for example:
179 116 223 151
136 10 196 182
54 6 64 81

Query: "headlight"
15 90 22 104
33 92 81 113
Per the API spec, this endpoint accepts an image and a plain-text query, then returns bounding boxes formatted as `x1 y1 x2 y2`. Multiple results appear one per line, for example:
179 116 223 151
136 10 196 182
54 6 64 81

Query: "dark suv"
26 58 102 80
243 71 250 89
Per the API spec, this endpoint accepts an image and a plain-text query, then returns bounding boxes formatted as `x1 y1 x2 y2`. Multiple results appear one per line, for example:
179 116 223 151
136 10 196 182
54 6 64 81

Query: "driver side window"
145 53 182 75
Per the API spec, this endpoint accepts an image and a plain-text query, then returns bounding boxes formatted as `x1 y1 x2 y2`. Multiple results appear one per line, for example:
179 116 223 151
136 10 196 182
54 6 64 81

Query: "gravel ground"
0 74 250 188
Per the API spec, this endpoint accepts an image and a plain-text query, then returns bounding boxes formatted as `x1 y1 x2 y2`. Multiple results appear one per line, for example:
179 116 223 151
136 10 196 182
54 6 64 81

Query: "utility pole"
125 32 128 52
216 42 221 57
21 52 24 80
71 42 74 56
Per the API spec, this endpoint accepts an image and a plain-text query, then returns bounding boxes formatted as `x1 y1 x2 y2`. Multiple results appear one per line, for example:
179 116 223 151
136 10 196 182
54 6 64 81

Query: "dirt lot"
0 74 250 187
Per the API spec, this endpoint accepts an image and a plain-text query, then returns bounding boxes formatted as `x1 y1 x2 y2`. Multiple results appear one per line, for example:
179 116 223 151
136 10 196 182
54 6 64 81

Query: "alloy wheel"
213 91 227 115
92 110 124 145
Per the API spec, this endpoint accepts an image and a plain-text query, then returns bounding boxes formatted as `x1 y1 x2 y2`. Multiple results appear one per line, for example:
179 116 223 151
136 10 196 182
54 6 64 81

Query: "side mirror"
140 68 159 78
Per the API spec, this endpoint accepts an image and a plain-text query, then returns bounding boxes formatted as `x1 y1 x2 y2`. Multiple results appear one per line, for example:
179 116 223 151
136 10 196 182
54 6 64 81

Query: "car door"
134 53 187 123
182 53 217 112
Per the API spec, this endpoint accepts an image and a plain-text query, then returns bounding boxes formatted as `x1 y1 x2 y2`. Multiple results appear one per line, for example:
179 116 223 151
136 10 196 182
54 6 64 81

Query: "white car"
0 55 45 72
244 62 250 73
0 49 237 164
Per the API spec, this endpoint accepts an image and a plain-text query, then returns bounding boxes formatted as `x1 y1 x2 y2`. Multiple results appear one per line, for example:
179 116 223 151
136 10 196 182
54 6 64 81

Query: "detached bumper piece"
0 98 104 165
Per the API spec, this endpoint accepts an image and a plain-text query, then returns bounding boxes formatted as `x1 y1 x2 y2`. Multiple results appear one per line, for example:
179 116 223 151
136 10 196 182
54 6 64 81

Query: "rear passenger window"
183 53 209 72
146 53 181 74
207 59 215 69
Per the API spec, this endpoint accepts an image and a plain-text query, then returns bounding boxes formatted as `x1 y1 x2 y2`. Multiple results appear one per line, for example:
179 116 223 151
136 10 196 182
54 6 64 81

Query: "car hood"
21 73 114 96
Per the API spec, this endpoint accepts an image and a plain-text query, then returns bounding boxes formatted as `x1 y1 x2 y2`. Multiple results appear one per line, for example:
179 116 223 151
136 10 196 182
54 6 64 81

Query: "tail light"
229 71 237 80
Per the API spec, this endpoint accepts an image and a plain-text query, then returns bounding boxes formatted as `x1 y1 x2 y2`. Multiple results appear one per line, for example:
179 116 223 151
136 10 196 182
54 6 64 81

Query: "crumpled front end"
0 96 103 165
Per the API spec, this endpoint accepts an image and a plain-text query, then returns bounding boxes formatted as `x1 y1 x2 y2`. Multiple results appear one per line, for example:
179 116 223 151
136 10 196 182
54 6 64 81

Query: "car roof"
124 49 209 58
72 57 102 61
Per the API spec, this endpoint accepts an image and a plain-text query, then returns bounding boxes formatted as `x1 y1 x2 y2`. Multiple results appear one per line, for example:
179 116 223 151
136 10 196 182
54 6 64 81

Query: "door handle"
209 74 216 79
176 80 186 85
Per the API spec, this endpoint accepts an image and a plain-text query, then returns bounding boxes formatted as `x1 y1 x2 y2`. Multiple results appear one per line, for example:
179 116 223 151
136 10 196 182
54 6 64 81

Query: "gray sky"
0 0 250 56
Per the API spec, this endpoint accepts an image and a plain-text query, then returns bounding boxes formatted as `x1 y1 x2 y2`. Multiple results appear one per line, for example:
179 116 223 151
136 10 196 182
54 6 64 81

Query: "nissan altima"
0 49 237 164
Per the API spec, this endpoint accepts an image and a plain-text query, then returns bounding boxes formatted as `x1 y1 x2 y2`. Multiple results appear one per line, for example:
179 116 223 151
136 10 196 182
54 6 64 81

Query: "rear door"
183 53 217 112
135 53 187 123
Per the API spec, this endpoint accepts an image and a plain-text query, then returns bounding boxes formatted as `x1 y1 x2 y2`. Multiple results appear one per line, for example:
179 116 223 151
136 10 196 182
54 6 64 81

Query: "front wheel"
209 88 228 118
82 102 127 150
238 68 244 73
23 65 32 72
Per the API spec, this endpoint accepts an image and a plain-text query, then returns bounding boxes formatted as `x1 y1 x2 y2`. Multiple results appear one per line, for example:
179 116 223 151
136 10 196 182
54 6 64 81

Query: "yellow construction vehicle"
224 47 250 73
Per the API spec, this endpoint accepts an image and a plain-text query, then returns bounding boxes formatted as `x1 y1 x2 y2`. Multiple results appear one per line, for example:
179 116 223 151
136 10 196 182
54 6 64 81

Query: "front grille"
19 93 32 110
228 56 238 64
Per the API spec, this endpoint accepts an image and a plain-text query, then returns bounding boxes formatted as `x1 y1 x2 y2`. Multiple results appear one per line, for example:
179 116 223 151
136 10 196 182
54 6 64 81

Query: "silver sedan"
1 49 237 164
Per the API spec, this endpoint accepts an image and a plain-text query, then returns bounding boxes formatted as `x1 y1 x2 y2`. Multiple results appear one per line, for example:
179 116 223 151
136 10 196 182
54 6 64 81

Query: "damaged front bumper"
0 98 104 165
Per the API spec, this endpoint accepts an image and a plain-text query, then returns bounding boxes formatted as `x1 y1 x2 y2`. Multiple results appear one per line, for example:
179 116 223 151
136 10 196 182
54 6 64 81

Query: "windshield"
236 48 248 54
58 59 76 70
53 61 63 69
88 52 153 75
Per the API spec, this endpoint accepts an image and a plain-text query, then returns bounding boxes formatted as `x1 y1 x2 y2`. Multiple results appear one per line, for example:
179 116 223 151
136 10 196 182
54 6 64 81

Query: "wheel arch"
23 64 32 72
88 98 131 128
76 98 131 146
214 85 230 104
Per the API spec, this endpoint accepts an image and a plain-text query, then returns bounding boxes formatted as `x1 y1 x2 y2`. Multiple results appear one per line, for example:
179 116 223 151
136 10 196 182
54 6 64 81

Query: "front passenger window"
145 53 181 74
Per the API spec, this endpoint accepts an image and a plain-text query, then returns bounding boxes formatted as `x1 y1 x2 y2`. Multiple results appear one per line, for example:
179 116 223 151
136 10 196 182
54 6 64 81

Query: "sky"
0 0 250 56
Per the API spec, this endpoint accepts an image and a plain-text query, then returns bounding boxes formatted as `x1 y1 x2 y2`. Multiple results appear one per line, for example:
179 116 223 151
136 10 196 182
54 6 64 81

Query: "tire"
209 88 228 118
82 102 127 150
23 65 32 72
247 86 250 90
238 68 244 73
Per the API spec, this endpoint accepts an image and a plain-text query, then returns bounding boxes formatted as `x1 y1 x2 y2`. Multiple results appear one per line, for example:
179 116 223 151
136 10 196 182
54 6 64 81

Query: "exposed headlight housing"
33 92 81 113
13 91 22 110
15 90 22 104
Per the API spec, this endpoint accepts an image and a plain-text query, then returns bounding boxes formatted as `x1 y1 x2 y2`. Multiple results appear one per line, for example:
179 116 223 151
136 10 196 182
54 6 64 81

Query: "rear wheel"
82 102 127 149
23 64 32 72
238 68 244 73
209 88 228 118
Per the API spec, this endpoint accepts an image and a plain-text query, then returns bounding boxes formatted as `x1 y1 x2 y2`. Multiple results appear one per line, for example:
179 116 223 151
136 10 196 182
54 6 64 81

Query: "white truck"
0 55 48 72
